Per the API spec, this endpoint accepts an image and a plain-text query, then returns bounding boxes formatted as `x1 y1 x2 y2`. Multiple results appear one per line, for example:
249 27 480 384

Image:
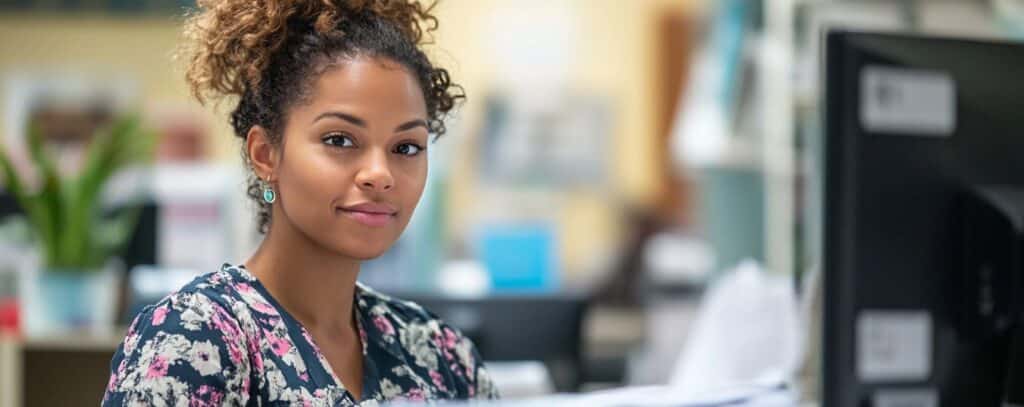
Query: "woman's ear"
246 125 279 181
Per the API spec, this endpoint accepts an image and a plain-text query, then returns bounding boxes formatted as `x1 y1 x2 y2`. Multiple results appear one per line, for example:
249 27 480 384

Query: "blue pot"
21 265 120 337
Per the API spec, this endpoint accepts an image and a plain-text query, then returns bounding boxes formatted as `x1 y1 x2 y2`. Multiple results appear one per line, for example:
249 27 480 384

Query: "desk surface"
388 385 802 407
0 306 647 407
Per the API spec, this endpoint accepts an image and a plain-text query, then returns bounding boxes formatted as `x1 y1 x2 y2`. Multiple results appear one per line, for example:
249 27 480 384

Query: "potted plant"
0 115 155 336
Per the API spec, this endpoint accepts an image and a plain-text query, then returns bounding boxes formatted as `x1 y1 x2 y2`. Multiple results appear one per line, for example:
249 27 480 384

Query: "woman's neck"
243 214 360 336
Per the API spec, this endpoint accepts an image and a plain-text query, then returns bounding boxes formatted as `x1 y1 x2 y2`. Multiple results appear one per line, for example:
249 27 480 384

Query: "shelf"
0 331 125 407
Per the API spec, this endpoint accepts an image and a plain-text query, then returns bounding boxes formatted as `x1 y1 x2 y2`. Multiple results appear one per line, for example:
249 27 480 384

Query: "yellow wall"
431 0 699 276
0 0 701 277
432 0 696 206
0 14 238 160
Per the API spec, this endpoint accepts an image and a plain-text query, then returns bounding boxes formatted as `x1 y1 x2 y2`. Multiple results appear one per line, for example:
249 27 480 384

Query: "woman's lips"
337 202 397 227
339 209 395 227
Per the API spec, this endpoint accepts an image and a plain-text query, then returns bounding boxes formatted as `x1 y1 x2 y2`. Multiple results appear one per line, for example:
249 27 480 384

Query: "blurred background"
2 0 1024 405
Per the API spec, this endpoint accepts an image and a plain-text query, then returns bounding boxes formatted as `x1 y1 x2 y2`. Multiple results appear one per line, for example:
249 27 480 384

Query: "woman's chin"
333 241 394 261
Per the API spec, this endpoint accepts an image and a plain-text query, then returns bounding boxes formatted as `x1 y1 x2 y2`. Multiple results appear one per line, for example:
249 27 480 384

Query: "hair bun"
181 0 438 105
319 0 438 44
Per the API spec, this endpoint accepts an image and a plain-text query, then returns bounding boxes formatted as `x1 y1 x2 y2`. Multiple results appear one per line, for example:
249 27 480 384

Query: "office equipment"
477 223 560 293
390 292 588 392
0 193 17 221
823 31 1024 407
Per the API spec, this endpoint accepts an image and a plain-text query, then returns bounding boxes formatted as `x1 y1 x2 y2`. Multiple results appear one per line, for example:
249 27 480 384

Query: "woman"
102 0 497 405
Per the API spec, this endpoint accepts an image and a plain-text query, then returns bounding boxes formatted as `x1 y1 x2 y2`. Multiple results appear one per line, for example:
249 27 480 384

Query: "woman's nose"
355 151 394 192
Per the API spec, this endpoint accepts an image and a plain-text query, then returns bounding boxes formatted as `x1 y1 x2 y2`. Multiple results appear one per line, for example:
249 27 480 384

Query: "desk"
388 384 804 406
0 306 650 405
0 331 123 407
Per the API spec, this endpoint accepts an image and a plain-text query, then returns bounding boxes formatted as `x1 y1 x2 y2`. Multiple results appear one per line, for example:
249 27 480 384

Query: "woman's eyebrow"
312 111 366 127
312 112 426 133
395 119 428 133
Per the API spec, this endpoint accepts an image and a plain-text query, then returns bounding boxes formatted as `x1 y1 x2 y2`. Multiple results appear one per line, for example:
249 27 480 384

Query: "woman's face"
272 56 429 260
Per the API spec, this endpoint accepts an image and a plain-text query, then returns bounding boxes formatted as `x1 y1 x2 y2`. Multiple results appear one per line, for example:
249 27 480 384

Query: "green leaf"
64 123 114 267
0 143 29 215
25 123 64 266
8 113 156 270
65 115 155 269
0 144 47 248
90 205 142 268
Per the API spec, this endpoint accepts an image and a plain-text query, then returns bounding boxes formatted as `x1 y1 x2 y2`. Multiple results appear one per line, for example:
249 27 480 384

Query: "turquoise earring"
262 177 276 204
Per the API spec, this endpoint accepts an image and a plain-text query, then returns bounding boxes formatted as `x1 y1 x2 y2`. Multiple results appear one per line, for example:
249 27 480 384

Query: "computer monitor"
388 292 588 392
824 31 1024 407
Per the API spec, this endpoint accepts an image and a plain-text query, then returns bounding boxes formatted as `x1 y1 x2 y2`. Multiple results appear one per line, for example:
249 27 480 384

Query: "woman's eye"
394 143 424 156
323 134 355 148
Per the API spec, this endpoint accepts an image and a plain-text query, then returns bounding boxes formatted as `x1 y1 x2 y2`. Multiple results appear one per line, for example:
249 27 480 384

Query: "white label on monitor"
860 66 956 136
873 388 939 407
857 310 932 382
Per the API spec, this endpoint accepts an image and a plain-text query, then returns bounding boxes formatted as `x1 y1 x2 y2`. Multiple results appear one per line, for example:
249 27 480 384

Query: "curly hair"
180 0 464 234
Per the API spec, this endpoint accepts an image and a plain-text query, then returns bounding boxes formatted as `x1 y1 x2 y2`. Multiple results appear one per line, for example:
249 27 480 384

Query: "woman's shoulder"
354 283 472 349
134 263 255 319
118 263 270 355
125 263 256 336
354 282 447 327
104 264 256 405
355 283 500 399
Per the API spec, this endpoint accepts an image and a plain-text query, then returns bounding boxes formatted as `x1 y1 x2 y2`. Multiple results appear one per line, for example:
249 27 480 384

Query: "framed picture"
3 70 137 174
478 90 611 187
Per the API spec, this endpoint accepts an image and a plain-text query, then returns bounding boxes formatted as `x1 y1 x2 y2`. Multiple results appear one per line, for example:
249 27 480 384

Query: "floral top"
102 263 498 406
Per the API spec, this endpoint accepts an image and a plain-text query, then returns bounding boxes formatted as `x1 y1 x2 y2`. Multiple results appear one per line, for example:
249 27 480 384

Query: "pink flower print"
211 306 241 339
435 335 456 363
106 372 118 391
227 342 245 366
151 305 169 326
251 300 277 315
208 390 223 405
406 388 425 401
147 355 169 378
248 338 264 371
191 385 224 407
373 315 395 336
300 372 310 382
442 328 459 349
266 330 292 356
430 370 448 391
450 362 466 379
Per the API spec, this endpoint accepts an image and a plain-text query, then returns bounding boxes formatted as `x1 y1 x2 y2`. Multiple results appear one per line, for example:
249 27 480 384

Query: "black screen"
824 31 1024 407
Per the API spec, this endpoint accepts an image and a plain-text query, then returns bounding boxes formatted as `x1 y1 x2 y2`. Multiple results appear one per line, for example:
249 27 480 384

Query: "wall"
0 0 703 279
